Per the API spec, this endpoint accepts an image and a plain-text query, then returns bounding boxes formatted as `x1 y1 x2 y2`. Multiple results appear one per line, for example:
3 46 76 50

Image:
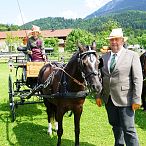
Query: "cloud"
85 0 111 10
61 10 77 19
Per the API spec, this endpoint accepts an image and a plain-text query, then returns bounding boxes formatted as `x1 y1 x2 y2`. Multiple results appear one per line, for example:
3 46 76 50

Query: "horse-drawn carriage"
8 47 48 122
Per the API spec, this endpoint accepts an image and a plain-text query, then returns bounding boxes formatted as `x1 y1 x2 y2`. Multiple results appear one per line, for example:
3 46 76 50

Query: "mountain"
85 0 146 19
20 10 146 32
20 0 146 33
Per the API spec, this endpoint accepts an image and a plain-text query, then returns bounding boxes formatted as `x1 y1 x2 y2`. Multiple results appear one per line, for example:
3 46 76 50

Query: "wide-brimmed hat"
31 25 41 33
106 28 128 42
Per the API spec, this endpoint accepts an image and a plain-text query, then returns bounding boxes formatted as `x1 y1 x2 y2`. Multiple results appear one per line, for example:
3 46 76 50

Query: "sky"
0 0 111 26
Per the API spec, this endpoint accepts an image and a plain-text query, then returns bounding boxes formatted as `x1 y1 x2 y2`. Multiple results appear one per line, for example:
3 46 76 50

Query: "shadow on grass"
6 122 96 146
16 104 43 117
135 109 146 130
0 101 44 122
0 102 9 112
0 102 11 123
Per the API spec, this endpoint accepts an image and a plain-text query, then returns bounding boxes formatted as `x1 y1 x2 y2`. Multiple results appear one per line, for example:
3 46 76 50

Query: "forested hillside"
19 10 146 32
87 10 146 33
0 10 146 34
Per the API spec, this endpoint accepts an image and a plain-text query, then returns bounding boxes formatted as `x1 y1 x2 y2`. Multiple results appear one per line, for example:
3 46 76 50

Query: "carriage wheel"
8 74 16 122
16 79 21 92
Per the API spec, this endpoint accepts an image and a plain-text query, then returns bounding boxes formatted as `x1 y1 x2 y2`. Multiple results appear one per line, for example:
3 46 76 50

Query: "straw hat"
106 28 128 42
31 25 41 33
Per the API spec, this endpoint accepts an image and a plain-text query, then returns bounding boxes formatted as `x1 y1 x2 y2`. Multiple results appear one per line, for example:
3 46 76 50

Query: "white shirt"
108 47 124 73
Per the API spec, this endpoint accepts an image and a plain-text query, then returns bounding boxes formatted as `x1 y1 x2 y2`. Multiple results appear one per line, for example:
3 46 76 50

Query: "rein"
52 66 85 87
49 50 98 88
26 46 101 99
25 66 86 99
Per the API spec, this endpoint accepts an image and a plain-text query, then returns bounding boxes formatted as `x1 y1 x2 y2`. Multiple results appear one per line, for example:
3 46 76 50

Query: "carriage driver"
27 25 47 62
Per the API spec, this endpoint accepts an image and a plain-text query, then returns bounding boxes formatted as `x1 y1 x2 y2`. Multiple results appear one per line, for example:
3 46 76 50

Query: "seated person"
27 25 47 62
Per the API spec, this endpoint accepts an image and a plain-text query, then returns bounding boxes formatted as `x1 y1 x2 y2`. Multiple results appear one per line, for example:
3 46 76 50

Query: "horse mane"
65 51 79 67
64 51 82 79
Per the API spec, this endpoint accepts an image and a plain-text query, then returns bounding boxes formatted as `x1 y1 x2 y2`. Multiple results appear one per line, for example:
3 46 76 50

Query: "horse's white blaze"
87 54 97 71
48 123 52 135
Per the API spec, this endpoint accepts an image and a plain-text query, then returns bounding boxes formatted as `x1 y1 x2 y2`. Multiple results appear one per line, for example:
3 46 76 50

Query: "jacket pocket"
121 85 129 91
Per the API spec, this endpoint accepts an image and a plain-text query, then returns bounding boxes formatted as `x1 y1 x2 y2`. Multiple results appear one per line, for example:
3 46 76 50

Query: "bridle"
78 50 100 80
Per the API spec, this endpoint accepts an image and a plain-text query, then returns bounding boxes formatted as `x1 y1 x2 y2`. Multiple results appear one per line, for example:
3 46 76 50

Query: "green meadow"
0 63 146 146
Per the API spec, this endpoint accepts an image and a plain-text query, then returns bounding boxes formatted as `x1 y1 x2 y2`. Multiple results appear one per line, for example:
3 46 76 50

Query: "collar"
111 47 124 57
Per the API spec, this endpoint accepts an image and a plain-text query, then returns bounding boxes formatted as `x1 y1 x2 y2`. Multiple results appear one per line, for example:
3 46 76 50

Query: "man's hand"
132 103 141 111
96 98 102 107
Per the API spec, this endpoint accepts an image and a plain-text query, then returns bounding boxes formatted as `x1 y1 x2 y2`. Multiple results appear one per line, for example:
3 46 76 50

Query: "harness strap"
53 66 85 88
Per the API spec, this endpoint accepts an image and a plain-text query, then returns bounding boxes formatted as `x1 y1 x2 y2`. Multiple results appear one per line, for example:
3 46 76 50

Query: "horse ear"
77 40 84 52
92 40 96 50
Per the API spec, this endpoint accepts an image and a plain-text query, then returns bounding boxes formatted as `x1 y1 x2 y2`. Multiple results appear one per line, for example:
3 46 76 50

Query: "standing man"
96 28 143 146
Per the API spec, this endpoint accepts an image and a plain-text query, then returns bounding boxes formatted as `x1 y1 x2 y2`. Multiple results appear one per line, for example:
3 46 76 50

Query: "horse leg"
54 106 58 131
56 108 64 146
43 99 53 135
46 105 53 135
48 123 52 135
55 121 58 131
74 106 83 146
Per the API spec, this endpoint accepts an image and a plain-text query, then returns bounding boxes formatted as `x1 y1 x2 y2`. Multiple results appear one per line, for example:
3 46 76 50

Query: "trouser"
105 97 139 146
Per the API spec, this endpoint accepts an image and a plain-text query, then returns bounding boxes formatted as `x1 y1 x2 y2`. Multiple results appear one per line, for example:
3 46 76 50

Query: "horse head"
77 41 102 94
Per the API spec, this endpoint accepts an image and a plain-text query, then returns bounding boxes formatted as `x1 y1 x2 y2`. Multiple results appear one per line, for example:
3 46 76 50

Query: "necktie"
110 54 116 73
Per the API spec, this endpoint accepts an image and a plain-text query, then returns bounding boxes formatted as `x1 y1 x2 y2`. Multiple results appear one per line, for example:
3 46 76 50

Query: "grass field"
0 63 146 146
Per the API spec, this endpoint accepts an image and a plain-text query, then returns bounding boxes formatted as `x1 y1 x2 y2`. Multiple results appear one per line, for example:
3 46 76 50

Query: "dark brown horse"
38 41 102 146
140 52 146 111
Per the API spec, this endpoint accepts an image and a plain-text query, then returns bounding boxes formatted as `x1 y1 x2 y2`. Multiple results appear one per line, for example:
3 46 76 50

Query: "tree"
44 37 59 48
95 20 121 49
141 34 146 49
5 33 22 52
65 29 95 52
44 37 59 55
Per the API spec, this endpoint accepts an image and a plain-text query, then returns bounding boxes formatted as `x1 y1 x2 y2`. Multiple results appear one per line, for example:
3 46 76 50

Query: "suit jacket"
100 48 143 106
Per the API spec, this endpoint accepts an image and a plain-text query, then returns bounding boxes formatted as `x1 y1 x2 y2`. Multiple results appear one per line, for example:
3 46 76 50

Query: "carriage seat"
17 46 28 54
